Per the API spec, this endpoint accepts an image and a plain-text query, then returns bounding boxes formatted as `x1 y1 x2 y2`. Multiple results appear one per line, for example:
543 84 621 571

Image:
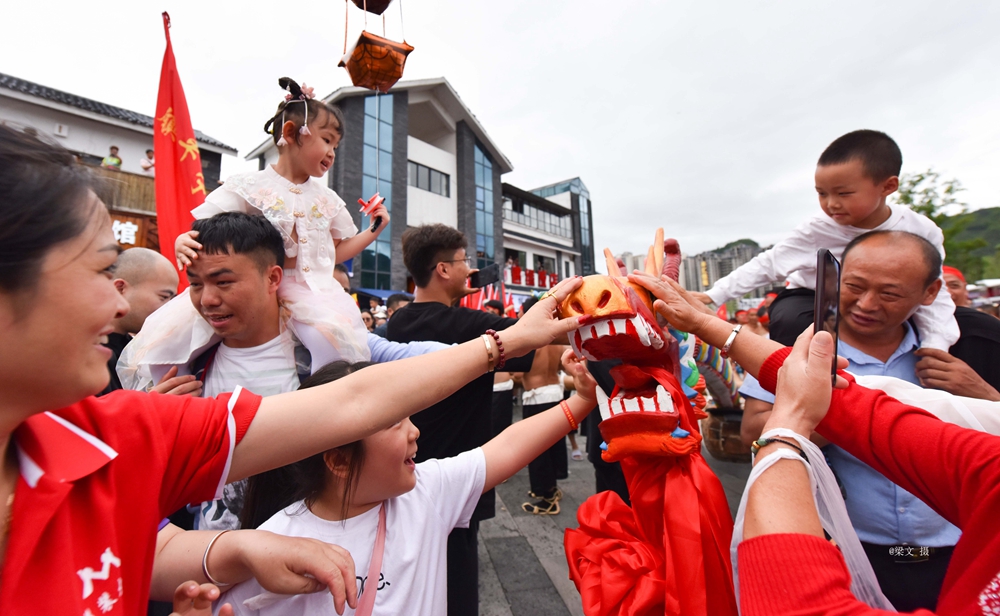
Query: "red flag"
716 304 728 320
154 12 206 289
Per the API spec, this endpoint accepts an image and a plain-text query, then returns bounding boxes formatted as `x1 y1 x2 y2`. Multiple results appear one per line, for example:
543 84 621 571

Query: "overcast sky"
4 1 999 266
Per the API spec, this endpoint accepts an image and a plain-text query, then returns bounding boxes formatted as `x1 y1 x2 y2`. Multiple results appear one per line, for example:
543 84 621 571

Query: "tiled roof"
0 72 236 153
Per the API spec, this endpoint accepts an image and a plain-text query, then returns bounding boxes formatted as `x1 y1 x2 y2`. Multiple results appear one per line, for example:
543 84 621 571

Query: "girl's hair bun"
278 77 303 100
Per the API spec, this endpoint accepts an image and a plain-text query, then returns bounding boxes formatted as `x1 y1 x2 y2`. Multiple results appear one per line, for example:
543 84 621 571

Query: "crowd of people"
4 75 1000 616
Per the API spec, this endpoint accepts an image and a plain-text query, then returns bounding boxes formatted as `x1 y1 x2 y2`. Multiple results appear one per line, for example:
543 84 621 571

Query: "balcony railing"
503 208 573 239
92 166 157 214
505 266 559 289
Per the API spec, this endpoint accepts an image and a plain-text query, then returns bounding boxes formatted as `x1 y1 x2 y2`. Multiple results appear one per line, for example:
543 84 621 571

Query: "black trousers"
860 542 953 612
768 288 816 346
490 389 514 438
523 402 564 497
447 522 480 616
595 462 630 506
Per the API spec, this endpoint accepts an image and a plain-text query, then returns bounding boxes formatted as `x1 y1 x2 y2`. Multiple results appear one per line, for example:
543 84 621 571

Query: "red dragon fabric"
563 232 738 616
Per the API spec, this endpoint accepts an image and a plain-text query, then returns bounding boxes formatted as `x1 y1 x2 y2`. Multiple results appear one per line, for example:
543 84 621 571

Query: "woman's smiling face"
0 194 129 417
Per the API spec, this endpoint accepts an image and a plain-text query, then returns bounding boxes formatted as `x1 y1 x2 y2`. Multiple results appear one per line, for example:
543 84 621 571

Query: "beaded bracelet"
202 530 232 587
750 437 808 462
560 400 578 430
485 329 506 370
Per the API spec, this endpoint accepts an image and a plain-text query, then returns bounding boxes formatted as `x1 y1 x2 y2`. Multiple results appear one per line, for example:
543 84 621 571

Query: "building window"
501 197 572 239
407 161 450 197
360 94 393 290
474 144 494 269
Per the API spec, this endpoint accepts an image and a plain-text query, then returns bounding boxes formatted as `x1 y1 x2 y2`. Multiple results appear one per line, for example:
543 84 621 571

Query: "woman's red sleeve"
756 348 1000 529
738 534 930 616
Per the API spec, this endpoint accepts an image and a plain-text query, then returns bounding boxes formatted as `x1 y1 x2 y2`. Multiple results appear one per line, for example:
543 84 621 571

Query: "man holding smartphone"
740 230 956 611
387 224 537 616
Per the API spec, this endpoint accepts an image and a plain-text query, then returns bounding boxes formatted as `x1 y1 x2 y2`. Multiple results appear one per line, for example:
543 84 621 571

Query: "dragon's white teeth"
596 386 611 421
631 316 651 347
594 319 611 339
611 318 627 336
623 396 640 413
656 384 675 414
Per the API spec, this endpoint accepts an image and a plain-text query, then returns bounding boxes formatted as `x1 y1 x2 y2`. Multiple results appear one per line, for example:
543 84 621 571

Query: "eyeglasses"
440 256 474 266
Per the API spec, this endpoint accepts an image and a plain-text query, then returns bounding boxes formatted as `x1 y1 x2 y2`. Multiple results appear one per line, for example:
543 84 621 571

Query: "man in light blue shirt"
739 230 954 612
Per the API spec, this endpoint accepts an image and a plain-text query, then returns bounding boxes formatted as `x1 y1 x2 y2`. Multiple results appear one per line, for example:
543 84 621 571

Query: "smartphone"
469 263 500 289
814 248 841 386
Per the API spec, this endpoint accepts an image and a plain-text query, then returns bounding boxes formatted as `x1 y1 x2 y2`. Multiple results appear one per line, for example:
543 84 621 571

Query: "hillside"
717 238 760 252
941 206 1000 257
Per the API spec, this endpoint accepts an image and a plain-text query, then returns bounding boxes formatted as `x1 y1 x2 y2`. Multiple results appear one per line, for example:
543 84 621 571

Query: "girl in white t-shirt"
216 355 598 616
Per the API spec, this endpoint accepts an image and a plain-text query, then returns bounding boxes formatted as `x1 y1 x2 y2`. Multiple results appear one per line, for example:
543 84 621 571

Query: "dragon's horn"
604 248 621 277
644 243 658 276
653 228 665 276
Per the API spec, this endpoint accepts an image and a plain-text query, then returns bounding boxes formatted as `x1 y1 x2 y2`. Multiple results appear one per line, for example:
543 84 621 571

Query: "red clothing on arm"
738 347 1000 615
0 387 261 615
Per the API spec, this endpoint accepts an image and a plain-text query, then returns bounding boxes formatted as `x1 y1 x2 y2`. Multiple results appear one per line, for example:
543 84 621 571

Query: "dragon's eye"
598 290 612 309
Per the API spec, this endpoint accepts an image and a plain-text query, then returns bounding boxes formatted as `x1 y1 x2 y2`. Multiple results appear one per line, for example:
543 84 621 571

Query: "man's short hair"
842 230 941 289
484 299 504 312
401 224 467 288
334 263 350 275
521 296 539 314
191 212 285 272
115 247 166 285
386 293 412 311
818 129 902 183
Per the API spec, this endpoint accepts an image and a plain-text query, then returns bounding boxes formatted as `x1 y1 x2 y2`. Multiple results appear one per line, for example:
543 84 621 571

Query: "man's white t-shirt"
198 331 300 530
219 448 487 616
203 331 301 398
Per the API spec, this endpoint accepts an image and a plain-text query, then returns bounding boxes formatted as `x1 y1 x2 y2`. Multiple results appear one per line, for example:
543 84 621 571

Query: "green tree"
893 169 986 280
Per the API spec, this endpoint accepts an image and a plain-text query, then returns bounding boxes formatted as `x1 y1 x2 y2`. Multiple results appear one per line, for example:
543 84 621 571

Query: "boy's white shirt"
705 206 959 351
217 448 487 616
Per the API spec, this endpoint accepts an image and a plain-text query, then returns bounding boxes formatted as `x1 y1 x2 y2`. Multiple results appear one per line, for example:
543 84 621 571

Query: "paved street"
478 405 752 615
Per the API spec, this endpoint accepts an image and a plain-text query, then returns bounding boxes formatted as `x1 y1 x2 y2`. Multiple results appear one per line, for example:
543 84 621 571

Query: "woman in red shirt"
0 125 585 615
632 271 1000 615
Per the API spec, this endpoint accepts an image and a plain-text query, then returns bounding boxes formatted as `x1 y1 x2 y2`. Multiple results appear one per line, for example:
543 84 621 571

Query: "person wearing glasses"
387 224 551 616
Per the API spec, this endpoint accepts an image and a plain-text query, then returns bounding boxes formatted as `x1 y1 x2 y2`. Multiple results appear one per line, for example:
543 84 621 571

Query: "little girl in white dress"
120 78 388 387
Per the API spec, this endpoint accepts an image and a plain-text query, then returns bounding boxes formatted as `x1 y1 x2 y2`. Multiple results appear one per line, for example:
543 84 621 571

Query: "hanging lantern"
350 0 393 15
339 30 414 92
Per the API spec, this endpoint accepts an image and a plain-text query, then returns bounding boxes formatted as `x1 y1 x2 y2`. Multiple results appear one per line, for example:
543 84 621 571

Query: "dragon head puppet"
559 228 705 462
562 230 738 616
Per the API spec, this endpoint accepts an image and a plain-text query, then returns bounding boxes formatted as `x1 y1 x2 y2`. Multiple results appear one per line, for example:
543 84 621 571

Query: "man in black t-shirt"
388 224 535 616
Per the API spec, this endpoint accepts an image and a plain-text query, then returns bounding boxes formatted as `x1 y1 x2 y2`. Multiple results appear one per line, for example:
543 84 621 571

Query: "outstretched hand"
501 277 585 357
170 581 232 616
627 271 716 334
766 328 849 437
561 349 597 406
239 531 358 615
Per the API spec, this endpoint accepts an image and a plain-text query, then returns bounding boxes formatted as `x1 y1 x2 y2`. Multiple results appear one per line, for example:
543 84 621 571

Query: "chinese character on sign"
112 220 139 245
191 172 207 196
157 107 177 142
920 547 930 557
179 137 200 162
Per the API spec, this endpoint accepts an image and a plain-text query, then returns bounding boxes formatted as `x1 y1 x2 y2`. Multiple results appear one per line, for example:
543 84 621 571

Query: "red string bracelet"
485 329 505 370
560 400 578 430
